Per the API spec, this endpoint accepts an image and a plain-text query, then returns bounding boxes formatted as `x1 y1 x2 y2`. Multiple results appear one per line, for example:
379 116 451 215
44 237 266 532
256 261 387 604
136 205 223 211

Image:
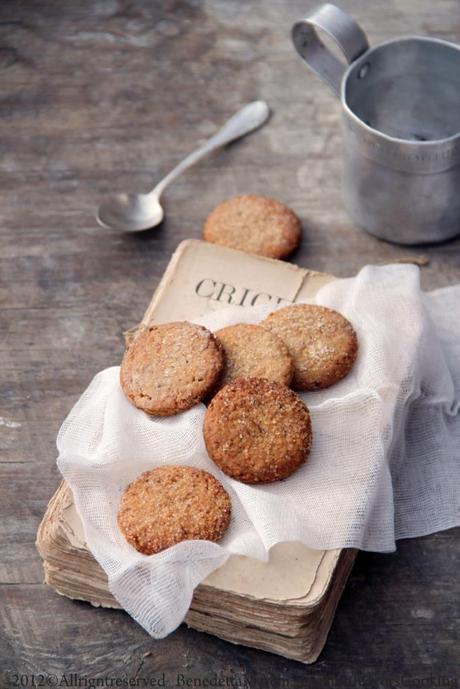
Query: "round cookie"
203 378 312 484
120 321 224 416
117 465 231 555
203 194 301 259
214 323 293 390
262 304 358 391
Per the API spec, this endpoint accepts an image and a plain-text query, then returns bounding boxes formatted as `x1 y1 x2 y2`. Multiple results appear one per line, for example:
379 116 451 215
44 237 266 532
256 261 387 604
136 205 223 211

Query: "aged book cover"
36 239 357 663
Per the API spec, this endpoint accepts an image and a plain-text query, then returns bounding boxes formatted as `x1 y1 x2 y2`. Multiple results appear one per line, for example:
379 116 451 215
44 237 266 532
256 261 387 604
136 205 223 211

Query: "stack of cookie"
118 305 358 555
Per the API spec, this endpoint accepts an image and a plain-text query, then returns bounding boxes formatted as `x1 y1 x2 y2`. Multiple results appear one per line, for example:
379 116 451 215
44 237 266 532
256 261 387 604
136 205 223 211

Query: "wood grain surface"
1 1 459 687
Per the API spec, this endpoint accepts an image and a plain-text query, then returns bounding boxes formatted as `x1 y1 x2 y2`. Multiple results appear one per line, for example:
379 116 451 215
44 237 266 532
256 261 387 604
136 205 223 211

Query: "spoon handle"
152 101 270 197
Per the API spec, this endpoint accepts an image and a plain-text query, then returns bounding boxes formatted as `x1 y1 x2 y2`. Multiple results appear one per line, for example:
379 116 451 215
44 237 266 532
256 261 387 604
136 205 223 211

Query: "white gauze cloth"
57 265 460 638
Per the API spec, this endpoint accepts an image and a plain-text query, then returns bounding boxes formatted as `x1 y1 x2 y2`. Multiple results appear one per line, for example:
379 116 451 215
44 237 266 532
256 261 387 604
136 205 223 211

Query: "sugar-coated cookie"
262 304 358 390
203 194 301 259
214 323 293 390
120 321 225 416
117 466 231 555
203 378 312 484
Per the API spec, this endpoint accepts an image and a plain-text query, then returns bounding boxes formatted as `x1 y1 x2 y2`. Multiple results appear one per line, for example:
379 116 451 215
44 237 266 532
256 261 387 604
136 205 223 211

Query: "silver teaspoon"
96 100 270 233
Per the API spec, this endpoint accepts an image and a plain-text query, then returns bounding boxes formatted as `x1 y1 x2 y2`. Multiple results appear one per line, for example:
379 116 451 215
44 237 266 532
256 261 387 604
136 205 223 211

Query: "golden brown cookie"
214 323 294 390
117 465 231 555
203 194 301 259
262 304 358 391
120 321 225 416
203 378 312 484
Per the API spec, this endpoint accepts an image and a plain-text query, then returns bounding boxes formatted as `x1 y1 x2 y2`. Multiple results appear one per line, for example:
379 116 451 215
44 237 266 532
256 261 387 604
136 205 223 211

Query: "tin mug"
292 3 460 244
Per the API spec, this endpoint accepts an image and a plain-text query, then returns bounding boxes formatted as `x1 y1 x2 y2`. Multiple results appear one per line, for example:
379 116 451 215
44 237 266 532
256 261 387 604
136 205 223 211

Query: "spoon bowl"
97 193 164 232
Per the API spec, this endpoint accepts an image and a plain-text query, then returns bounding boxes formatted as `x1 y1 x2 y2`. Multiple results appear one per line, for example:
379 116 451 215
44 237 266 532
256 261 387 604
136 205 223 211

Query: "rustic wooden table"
1 1 459 687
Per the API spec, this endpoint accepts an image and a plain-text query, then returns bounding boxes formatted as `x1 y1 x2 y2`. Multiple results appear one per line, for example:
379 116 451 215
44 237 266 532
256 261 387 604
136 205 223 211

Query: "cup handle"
292 3 369 97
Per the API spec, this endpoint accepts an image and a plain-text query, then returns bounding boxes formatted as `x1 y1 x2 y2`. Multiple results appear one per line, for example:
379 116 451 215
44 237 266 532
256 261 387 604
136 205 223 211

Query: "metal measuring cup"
292 3 460 245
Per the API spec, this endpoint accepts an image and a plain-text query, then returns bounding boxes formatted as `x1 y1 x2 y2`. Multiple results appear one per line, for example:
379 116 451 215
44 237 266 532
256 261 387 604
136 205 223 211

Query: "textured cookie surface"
215 323 293 390
117 465 231 555
203 378 312 484
262 304 358 390
203 194 301 259
120 321 224 416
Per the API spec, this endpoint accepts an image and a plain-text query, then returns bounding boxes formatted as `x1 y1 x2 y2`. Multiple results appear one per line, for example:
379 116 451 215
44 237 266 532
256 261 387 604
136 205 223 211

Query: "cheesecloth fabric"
57 265 460 637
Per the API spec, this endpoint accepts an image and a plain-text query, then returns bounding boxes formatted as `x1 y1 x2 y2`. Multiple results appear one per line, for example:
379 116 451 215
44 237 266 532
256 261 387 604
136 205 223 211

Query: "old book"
36 239 357 664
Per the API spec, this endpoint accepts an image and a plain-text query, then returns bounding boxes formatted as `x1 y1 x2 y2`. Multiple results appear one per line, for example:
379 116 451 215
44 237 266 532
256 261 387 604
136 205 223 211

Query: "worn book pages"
37 239 356 663
141 239 333 326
